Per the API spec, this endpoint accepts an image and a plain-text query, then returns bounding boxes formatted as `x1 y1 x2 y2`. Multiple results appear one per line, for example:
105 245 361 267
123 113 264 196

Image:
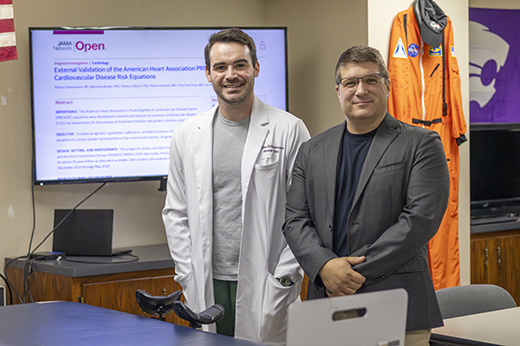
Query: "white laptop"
287 288 408 346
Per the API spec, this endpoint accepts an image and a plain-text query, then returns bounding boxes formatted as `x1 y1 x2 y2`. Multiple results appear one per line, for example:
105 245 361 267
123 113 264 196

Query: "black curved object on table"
136 289 224 328
135 289 183 321
172 300 225 329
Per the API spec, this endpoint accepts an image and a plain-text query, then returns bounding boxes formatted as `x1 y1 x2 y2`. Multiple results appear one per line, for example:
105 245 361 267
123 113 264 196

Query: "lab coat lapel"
241 97 269 194
193 107 216 213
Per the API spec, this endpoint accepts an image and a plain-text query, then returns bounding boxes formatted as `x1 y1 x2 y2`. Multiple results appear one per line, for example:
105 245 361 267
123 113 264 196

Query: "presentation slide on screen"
31 28 286 183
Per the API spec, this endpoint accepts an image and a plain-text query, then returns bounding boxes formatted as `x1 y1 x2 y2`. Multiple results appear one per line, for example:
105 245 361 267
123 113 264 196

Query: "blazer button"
328 225 332 232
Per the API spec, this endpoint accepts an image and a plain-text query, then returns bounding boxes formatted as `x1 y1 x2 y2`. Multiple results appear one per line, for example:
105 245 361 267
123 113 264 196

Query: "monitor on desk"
52 209 114 256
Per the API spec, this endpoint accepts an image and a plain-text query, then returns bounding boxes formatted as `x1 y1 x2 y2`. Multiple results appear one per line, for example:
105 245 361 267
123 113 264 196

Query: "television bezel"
470 122 520 217
29 26 289 186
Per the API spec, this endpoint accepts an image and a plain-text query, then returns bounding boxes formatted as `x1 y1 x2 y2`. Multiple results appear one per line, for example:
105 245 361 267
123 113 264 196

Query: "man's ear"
205 67 212 82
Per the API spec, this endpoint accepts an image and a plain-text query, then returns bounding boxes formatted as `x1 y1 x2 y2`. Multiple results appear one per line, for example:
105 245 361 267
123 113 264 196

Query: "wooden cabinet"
301 274 308 301
5 242 310 329
471 230 520 304
5 266 189 327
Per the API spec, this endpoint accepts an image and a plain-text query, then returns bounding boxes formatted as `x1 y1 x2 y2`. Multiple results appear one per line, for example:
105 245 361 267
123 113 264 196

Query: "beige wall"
470 0 520 8
1 0 500 288
0 0 368 262
0 0 265 261
265 0 368 135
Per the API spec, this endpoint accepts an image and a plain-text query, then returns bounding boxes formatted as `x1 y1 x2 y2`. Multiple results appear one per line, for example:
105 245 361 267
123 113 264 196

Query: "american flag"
0 0 17 62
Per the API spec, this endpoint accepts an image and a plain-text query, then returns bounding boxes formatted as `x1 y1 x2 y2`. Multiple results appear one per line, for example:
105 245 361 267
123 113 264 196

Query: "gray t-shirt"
212 110 250 281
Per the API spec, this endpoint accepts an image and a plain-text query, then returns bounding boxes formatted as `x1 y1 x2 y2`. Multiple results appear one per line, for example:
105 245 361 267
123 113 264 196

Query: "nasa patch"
408 43 419 58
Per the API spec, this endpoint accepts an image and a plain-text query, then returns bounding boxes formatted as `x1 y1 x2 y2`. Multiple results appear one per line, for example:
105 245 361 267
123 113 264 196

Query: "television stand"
470 214 518 226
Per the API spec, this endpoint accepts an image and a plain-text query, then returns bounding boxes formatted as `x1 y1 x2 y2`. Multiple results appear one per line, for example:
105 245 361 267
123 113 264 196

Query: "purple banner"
53 30 104 35
469 8 520 123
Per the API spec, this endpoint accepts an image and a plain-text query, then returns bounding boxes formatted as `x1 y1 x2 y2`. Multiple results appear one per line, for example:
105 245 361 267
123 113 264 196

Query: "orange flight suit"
388 5 467 290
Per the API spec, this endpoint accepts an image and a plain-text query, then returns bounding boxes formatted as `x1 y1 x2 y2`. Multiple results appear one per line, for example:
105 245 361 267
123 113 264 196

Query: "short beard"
216 81 254 106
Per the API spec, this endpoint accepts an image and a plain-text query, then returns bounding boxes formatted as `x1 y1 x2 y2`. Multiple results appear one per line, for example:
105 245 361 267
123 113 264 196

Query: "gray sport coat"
283 113 449 331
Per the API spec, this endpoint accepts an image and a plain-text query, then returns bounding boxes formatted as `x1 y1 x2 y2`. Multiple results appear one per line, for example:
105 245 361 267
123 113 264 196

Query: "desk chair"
435 284 517 319
136 289 224 328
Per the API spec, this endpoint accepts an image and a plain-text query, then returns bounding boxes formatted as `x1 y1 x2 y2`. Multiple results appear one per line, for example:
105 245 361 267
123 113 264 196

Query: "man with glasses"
283 45 449 346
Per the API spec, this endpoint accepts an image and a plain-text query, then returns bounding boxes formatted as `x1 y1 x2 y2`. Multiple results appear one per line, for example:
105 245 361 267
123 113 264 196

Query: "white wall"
367 0 471 285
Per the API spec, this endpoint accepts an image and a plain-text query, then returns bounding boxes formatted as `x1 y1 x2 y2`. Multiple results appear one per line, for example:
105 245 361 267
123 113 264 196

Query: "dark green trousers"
213 279 237 337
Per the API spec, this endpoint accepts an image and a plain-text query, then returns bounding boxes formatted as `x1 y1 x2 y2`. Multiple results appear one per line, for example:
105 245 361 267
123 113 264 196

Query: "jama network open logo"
53 40 106 52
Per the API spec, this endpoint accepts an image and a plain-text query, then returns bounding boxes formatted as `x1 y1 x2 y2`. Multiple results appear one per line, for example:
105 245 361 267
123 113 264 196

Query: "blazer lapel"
353 113 400 204
324 123 345 212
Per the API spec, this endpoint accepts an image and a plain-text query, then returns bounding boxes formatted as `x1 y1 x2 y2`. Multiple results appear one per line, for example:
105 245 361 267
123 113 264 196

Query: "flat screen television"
470 123 520 219
30 27 288 186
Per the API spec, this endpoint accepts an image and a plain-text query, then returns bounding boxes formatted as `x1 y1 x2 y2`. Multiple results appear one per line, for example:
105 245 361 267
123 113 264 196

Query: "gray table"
431 307 520 345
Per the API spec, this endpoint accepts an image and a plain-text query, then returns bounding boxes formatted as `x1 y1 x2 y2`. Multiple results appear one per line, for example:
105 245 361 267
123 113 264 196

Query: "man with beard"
162 28 310 346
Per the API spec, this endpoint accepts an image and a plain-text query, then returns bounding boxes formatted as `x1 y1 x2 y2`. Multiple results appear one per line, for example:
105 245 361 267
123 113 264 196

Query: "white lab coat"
162 97 310 345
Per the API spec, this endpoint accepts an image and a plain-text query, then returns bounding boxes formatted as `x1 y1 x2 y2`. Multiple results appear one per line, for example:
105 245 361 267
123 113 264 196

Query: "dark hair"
204 28 257 69
335 45 389 85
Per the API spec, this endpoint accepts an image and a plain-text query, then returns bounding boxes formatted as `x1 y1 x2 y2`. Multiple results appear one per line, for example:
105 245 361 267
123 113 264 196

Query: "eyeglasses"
337 73 387 89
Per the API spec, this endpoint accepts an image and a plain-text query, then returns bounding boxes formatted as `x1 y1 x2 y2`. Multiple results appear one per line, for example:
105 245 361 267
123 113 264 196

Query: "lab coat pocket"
254 160 281 171
174 270 197 308
260 273 301 345
252 161 282 216
175 270 192 287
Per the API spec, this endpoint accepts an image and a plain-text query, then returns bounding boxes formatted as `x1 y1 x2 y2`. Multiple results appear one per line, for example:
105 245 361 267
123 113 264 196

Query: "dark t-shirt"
333 125 376 257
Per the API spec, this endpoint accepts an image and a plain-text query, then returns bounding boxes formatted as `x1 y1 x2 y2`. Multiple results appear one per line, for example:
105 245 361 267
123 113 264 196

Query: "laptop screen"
52 209 114 256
